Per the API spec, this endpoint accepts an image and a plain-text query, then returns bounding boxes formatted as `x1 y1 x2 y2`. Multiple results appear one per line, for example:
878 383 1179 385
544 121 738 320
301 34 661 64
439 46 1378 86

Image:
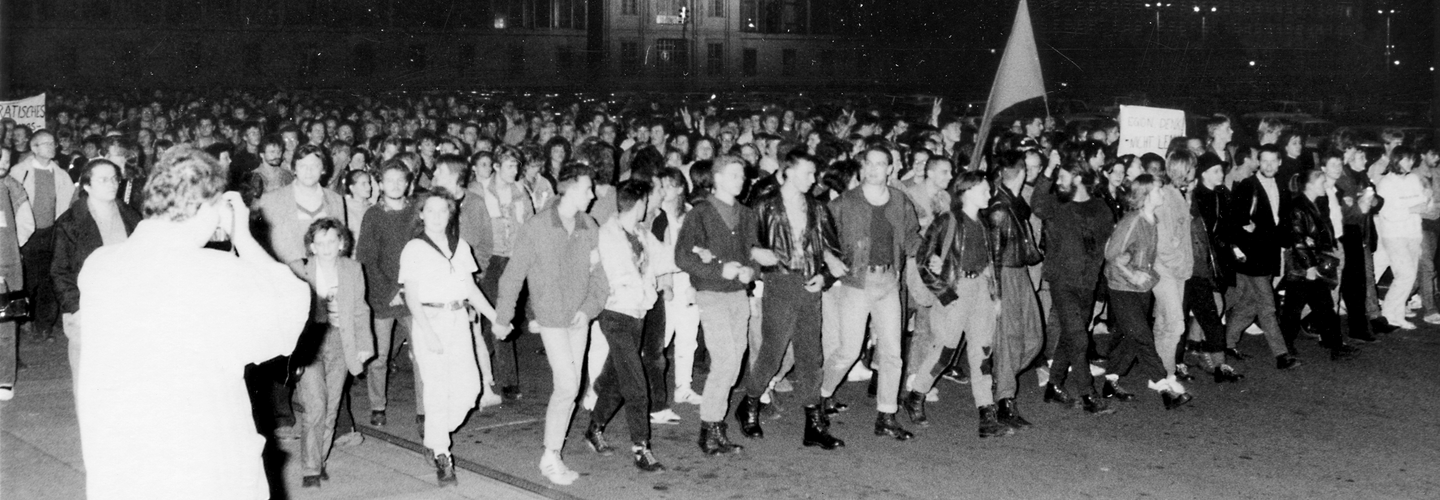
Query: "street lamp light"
1379 9 1397 76
1192 6 1216 44
1144 3 1172 31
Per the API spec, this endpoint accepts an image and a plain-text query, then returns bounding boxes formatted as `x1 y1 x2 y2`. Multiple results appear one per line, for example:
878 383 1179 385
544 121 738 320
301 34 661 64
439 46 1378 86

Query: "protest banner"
1117 105 1185 157
0 94 46 131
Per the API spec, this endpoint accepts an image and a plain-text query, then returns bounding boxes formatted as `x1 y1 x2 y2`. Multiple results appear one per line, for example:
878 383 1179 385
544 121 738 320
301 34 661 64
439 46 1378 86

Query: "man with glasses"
9 130 76 342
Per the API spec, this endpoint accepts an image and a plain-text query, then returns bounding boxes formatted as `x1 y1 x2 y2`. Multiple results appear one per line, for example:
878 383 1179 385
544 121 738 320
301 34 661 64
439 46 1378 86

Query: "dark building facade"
1 0 872 92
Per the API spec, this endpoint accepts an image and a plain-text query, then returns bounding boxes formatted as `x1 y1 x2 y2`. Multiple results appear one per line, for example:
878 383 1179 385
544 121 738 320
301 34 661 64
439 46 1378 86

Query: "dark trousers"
1340 234 1373 339
1184 278 1226 353
744 273 823 407
1281 279 1343 351
1047 285 1098 396
640 294 669 412
479 256 519 389
593 310 651 444
0 322 15 386
21 227 58 334
246 355 296 429
1107 290 1166 383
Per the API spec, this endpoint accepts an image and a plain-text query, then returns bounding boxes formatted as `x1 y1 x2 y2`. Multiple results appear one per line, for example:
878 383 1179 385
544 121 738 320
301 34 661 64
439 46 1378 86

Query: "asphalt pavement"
6 313 1440 499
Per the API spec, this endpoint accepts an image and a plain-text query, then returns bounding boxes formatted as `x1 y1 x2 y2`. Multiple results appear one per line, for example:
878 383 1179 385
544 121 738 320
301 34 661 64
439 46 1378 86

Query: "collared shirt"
1258 176 1281 224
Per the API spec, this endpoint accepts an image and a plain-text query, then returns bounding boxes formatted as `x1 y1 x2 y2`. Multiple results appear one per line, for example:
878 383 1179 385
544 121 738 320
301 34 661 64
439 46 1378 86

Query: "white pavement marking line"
471 418 545 431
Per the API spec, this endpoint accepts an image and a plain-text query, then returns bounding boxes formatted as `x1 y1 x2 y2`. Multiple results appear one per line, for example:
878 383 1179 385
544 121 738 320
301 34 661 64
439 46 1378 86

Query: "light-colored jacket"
1377 172 1426 238
257 184 347 268
9 155 75 224
598 218 659 318
1154 185 1194 280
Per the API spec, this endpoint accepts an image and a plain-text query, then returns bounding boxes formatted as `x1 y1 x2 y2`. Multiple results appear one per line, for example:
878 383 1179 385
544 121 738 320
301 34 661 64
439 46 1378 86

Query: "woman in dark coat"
52 158 142 386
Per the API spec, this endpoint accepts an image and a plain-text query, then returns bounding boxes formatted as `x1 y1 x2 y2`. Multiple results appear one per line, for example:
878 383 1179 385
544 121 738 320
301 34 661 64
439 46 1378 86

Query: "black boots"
735 395 764 438
370 410 386 426
873 412 914 441
902 390 930 427
1081 395 1115 415
1043 383 1075 406
434 453 457 486
1161 390 1194 410
698 421 743 455
1214 365 1245 383
584 421 614 455
631 441 666 472
977 405 1013 438
1102 379 1137 402
802 405 846 450
1276 354 1302 370
821 396 849 415
996 398 1032 429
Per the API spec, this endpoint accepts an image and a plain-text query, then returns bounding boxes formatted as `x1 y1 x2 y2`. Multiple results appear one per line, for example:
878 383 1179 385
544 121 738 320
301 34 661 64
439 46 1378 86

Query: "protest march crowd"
0 88 1430 497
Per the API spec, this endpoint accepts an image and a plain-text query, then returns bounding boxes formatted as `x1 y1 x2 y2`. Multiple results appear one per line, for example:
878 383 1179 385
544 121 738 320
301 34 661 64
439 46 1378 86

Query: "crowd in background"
0 88 1433 495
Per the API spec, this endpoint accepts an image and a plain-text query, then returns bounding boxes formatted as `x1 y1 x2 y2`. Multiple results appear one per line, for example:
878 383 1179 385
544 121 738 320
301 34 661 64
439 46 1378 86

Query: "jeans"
1417 230 1438 316
640 295 670 412
1150 274 1186 375
1375 236 1422 324
1281 279 1343 351
744 273 823 407
367 315 423 413
821 271 903 413
910 275 997 406
695 291 750 422
1108 290 1167 384
1048 284 1098 396
1184 278 1225 353
593 311 651 444
479 256 519 389
63 312 80 394
297 325 348 476
664 295 701 393
1225 273 1288 357
0 321 14 387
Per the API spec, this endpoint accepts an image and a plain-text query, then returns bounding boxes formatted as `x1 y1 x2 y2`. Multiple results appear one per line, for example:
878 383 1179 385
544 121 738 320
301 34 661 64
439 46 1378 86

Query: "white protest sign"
1118 105 1185 157
0 94 46 131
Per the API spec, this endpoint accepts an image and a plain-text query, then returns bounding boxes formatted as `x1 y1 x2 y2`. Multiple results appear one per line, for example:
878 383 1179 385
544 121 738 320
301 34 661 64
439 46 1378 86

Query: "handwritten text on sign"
1118 105 1185 157
0 94 46 131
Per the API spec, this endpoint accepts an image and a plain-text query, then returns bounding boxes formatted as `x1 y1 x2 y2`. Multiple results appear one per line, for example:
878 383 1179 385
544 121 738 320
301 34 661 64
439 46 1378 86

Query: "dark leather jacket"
754 190 841 279
987 184 1041 269
1190 184 1233 287
1285 193 1338 282
918 210 995 305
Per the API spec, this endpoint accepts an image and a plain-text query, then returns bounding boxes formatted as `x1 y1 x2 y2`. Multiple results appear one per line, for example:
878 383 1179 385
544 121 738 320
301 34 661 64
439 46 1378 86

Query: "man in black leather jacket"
986 151 1045 431
735 152 848 450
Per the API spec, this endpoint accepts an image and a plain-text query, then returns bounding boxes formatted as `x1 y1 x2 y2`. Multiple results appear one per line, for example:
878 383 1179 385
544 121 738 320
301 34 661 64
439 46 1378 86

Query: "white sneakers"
1424 313 1440 325
925 387 940 402
0 385 12 401
649 409 682 425
581 388 598 411
539 450 579 485
673 387 703 405
479 391 503 409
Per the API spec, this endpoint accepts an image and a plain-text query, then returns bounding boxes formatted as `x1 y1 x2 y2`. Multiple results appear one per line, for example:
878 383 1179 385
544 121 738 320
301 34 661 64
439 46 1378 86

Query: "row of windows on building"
10 0 857 35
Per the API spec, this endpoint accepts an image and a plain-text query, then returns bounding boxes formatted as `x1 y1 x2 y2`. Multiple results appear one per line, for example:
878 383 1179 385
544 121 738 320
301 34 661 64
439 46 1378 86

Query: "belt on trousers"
864 264 896 274
421 300 467 311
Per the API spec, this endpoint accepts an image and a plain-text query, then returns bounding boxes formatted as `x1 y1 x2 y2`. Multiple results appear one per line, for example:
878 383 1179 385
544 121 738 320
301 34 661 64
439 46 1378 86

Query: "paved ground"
0 337 542 500
6 315 1440 499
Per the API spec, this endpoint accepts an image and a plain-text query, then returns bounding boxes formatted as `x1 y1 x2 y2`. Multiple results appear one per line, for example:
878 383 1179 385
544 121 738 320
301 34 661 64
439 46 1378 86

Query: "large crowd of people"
0 89 1432 496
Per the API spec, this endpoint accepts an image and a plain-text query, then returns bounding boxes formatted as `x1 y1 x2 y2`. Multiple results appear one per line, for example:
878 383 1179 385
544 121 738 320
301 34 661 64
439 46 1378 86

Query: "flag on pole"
969 0 1046 170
